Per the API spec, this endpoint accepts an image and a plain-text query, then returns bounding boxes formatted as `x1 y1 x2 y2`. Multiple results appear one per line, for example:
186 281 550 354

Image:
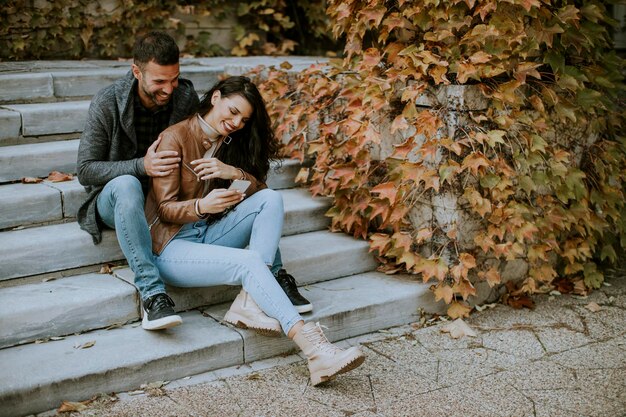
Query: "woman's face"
206 91 253 136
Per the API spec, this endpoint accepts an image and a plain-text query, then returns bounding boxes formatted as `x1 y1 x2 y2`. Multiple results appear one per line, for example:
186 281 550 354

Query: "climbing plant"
0 0 337 60
255 0 626 317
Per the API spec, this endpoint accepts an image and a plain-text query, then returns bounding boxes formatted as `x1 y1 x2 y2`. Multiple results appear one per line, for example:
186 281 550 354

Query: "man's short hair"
133 31 179 69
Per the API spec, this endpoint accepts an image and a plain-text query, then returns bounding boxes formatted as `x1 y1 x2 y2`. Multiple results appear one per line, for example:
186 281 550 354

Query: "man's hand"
144 136 181 177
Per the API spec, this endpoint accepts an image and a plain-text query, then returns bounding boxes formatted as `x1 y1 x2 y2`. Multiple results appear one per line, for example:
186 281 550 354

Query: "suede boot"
293 322 365 386
224 289 282 337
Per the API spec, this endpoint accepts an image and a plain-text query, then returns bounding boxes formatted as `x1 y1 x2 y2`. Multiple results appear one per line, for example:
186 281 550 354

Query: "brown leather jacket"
145 116 266 255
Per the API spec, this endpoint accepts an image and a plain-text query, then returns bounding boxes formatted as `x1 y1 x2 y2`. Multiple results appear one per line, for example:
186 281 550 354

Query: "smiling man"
77 31 199 331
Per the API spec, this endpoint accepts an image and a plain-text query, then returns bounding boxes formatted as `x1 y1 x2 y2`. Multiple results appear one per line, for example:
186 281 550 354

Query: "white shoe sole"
295 303 313 314
224 310 282 337
310 349 366 386
142 313 183 330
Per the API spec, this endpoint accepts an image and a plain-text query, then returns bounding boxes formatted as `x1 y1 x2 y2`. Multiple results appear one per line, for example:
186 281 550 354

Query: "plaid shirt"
133 93 173 159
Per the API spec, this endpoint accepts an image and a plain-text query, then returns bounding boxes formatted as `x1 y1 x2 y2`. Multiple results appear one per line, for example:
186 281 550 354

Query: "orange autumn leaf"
447 301 472 319
371 182 398 202
432 283 455 304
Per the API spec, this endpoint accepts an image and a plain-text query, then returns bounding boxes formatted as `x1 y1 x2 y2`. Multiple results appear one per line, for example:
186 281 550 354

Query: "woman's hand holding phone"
197 188 244 214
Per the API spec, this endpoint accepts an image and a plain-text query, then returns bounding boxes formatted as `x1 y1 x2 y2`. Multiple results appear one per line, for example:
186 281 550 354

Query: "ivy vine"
255 0 626 317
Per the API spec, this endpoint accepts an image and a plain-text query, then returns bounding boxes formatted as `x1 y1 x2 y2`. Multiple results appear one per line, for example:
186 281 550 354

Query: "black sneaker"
275 269 313 313
142 293 183 330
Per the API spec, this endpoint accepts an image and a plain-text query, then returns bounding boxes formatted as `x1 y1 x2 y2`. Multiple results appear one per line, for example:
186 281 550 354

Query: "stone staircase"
0 57 443 417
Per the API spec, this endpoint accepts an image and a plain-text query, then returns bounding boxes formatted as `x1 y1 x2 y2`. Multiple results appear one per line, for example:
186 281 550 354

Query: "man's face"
132 61 180 110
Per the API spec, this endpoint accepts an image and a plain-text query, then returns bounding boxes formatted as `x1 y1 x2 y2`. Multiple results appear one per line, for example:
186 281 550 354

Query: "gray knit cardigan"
76 70 199 243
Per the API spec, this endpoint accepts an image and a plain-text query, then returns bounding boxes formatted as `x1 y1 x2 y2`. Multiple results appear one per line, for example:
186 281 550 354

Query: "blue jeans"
97 175 166 300
154 188 302 334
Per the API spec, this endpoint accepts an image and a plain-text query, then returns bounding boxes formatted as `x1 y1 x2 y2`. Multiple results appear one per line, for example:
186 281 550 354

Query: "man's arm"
77 96 145 186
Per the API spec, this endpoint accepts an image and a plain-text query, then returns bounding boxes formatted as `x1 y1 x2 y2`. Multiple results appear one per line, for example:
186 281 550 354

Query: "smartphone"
228 179 251 193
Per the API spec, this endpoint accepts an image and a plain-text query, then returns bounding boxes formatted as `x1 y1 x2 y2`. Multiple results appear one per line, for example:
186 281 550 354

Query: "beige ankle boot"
224 289 282 337
293 322 365 386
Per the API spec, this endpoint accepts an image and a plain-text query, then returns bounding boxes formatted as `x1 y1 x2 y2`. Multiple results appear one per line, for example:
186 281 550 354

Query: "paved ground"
38 275 626 417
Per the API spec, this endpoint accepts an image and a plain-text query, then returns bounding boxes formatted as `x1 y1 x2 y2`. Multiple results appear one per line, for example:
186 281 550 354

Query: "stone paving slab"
0 273 137 349
54 276 625 417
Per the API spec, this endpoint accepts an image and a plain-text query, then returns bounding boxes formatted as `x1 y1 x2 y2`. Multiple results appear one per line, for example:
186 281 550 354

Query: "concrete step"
0 135 300 184
0 166 317 231
0 139 78 183
0 188 334 282
0 272 442 417
0 56 324 105
0 228 375 349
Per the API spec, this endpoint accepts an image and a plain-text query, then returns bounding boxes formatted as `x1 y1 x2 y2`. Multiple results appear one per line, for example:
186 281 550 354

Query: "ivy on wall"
255 0 626 317
0 0 337 60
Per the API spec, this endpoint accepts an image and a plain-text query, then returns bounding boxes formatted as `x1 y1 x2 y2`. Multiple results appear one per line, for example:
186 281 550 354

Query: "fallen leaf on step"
47 171 74 182
57 400 90 412
141 381 168 397
21 176 43 184
585 302 601 312
99 263 115 274
246 373 263 381
441 318 477 339
74 340 96 349
294 167 310 184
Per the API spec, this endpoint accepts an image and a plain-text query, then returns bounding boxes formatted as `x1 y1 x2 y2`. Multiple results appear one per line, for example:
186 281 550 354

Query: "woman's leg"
154 238 301 334
201 188 284 267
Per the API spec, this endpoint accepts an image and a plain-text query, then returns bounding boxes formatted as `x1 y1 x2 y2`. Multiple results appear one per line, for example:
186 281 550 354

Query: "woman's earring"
223 135 232 145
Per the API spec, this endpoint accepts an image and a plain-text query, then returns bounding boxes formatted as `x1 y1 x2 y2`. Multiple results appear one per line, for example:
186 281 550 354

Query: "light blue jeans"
154 188 302 334
97 175 165 300
97 175 287 303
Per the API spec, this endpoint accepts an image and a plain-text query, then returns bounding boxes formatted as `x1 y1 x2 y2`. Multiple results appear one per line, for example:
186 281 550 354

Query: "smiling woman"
142 75 366 386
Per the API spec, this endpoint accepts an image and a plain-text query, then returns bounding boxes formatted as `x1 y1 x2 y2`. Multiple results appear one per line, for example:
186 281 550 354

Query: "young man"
77 31 312 331
77 31 198 330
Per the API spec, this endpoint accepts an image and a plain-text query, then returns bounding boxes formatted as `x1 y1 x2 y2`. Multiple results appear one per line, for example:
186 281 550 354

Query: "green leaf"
576 88 603 108
583 262 603 289
545 50 565 74
600 244 617 263
480 173 500 189
519 175 535 194
486 130 506 147
530 135 547 153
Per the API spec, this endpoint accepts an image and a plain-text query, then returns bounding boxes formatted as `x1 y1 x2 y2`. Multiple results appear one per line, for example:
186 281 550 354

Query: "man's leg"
270 247 313 313
96 175 181 330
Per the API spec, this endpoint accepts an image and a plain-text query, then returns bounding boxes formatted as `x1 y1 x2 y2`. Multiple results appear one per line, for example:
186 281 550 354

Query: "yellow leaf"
432 283 455 304
447 302 472 319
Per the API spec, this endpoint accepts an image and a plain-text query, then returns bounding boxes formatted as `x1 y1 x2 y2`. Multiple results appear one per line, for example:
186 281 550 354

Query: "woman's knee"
256 188 283 211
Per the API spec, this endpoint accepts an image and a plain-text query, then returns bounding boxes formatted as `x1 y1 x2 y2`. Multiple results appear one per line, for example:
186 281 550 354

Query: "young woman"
144 76 365 385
